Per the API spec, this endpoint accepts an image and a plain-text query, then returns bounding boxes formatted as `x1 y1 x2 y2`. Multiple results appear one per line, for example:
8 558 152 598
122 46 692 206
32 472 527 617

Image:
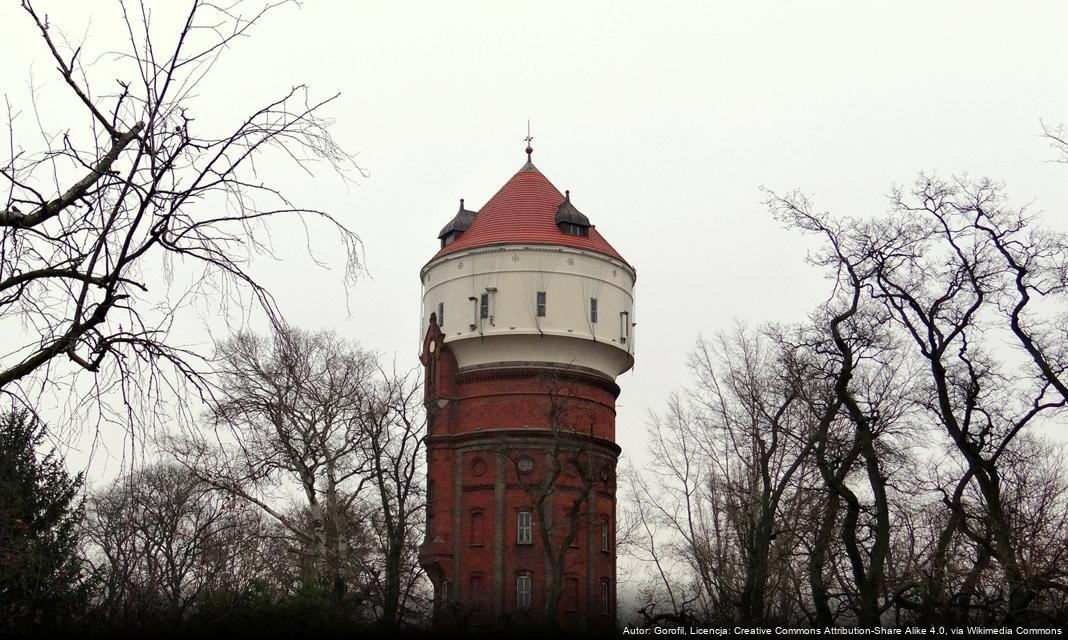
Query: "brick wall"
419 321 620 634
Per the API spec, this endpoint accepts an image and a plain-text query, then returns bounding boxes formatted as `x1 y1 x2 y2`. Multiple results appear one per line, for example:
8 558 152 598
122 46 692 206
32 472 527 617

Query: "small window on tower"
590 297 598 323
480 293 489 319
602 520 610 552
536 291 547 317
437 302 444 328
517 575 533 609
517 511 533 545
601 580 610 615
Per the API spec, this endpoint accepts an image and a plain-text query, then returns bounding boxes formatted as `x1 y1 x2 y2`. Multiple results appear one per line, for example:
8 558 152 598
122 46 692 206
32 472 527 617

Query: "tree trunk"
808 490 839 627
740 512 774 623
382 534 402 636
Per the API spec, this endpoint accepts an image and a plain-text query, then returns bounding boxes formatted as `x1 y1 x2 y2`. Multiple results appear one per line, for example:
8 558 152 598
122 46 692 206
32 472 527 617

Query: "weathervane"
524 119 534 159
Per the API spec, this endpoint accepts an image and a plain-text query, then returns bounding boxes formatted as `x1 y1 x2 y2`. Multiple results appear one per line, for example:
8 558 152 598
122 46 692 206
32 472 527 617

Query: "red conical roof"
430 162 628 266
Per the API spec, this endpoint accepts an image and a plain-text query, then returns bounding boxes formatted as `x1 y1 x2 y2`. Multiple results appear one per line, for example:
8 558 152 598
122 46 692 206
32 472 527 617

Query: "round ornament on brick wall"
470 457 487 477
517 458 533 472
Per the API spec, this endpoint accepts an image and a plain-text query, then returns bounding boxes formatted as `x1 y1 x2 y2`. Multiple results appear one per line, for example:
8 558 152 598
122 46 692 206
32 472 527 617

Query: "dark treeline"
624 171 1068 628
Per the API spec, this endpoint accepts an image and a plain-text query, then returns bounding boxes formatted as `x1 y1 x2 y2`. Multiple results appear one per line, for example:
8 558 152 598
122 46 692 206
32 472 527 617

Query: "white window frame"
590 297 598 323
517 511 533 545
517 575 532 609
536 291 547 317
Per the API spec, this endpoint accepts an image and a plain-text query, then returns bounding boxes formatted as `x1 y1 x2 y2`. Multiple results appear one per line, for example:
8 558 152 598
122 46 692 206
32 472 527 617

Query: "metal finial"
524 119 534 158
565 189 570 202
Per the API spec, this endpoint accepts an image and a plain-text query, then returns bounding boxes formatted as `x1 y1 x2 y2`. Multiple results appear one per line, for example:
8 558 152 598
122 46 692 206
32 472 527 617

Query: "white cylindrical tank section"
421 244 636 378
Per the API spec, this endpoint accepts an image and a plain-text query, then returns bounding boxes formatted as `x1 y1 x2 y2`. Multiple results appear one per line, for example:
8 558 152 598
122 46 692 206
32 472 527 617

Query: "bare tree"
0 1 361 435
175 328 429 632
83 462 264 631
766 176 1068 625
175 329 375 607
872 178 1065 623
627 328 823 626
352 365 428 634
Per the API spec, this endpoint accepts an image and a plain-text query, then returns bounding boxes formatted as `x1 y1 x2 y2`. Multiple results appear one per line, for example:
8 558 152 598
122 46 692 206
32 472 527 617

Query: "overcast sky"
3 1 1068 477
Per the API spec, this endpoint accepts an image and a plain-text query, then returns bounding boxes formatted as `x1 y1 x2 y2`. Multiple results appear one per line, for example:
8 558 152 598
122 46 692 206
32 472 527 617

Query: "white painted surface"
422 245 636 378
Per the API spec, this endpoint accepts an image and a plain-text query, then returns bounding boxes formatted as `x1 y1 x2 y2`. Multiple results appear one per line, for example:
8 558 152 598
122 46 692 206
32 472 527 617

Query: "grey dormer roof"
437 200 478 239
554 191 590 227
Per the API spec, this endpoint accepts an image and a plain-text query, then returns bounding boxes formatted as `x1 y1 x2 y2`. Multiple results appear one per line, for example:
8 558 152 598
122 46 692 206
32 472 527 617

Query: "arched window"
517 511 532 545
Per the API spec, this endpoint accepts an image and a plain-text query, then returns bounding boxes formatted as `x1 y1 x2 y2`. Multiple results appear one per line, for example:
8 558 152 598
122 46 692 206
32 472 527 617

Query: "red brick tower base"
419 318 619 634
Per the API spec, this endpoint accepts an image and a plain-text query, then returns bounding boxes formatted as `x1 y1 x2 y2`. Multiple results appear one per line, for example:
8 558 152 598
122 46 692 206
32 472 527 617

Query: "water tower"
418 144 635 633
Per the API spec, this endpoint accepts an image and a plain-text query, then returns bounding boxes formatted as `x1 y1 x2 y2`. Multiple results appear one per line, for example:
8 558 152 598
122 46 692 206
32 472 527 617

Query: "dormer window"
437 199 476 248
555 190 591 238
561 222 588 237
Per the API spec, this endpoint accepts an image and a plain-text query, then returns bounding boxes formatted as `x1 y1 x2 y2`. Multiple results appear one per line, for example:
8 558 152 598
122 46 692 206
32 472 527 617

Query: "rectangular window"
437 302 444 328
601 580 610 615
480 293 489 319
536 291 546 317
590 297 598 323
620 310 629 344
517 511 533 545
517 575 532 609
602 521 610 552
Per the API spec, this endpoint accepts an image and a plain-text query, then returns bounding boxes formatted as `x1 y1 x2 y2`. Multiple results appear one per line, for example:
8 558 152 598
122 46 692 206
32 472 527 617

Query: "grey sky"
2 0 1067 476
